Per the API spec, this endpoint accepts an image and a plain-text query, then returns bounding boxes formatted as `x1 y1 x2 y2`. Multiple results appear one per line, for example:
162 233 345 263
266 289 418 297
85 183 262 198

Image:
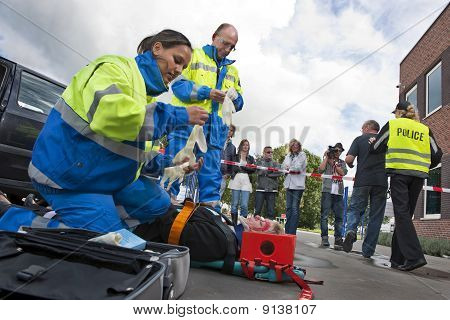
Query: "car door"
0 62 65 189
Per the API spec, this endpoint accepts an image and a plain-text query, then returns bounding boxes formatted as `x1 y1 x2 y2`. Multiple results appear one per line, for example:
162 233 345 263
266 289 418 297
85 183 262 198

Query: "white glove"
88 232 122 246
160 162 190 191
226 87 238 101
173 125 207 166
222 95 236 127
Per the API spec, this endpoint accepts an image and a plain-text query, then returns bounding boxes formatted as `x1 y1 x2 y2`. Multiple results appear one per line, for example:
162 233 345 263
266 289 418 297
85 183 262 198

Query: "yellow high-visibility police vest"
386 118 431 174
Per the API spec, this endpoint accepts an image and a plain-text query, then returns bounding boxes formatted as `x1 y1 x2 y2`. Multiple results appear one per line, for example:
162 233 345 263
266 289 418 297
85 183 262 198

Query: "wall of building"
399 6 449 234
413 219 450 240
399 7 450 94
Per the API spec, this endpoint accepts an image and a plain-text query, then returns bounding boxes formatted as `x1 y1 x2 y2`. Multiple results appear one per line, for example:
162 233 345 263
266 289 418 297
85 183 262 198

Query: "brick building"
399 4 449 240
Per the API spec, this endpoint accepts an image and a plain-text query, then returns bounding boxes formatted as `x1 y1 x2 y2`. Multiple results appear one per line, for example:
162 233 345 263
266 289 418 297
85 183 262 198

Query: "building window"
424 165 441 218
406 85 417 112
17 71 64 115
426 62 441 115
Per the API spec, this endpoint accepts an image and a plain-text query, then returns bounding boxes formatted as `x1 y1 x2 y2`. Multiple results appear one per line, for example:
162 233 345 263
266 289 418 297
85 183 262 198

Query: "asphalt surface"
182 231 450 300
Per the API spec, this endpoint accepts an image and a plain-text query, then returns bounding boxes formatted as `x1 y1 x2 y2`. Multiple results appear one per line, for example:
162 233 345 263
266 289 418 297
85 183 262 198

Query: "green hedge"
378 232 450 257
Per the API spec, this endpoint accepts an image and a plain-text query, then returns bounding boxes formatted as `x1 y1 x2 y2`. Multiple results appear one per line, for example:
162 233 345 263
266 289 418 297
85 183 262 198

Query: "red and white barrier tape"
422 186 450 193
221 160 354 181
221 160 449 193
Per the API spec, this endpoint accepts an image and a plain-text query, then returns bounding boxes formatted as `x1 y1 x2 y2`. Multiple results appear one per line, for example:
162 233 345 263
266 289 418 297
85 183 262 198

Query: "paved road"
182 231 450 300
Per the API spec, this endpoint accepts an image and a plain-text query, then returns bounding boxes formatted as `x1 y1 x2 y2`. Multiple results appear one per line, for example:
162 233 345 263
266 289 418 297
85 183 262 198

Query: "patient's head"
239 215 284 234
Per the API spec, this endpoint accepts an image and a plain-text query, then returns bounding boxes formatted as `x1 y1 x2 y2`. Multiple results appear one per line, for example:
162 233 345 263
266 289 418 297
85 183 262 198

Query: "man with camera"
318 143 348 249
343 120 388 258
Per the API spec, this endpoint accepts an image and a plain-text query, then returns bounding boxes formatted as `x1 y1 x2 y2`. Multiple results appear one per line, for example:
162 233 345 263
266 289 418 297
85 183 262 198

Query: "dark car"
0 56 65 202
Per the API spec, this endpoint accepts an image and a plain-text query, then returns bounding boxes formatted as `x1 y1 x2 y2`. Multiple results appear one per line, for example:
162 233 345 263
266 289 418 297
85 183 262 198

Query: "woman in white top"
282 139 307 235
228 139 255 225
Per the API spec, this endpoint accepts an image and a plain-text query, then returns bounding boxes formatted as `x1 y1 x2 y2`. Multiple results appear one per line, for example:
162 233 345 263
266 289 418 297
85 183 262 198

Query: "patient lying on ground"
239 215 284 234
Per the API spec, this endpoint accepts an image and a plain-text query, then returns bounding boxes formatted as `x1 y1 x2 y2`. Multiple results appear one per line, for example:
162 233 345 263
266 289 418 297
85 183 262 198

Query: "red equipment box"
239 232 296 265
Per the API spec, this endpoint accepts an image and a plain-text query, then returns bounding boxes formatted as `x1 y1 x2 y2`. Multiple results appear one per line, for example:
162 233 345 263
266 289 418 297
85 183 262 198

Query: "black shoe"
231 214 238 226
397 258 427 272
390 261 401 269
321 236 330 247
334 238 344 251
343 232 356 253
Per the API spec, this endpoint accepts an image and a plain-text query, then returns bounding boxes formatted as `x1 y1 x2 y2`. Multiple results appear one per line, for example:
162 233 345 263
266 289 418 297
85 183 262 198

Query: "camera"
326 146 339 159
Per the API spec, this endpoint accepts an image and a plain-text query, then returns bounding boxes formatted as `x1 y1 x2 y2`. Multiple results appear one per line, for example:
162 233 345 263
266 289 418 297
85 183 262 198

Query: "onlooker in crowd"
255 146 282 219
318 143 348 249
343 120 388 258
228 139 255 225
369 101 442 271
282 139 307 235
219 124 237 198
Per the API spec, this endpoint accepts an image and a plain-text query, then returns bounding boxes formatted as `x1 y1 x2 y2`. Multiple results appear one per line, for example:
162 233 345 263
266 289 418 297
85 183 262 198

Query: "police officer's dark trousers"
390 174 425 265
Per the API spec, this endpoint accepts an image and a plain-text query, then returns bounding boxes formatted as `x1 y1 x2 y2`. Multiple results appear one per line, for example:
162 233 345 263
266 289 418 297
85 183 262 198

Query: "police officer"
19 30 209 232
370 101 442 271
167 23 244 207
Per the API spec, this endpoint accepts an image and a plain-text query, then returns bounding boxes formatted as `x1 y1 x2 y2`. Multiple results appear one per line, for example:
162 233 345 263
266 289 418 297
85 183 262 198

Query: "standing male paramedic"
167 23 244 206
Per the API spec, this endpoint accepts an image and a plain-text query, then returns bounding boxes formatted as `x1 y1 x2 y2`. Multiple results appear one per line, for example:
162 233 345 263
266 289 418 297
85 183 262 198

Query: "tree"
271 145 322 229
299 149 322 229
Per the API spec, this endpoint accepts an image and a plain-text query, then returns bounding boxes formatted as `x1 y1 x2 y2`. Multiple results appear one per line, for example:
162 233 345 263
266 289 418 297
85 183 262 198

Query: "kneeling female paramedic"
25 30 208 232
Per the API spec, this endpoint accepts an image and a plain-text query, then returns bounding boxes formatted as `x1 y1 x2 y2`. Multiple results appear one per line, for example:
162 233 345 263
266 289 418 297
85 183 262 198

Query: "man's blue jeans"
345 185 387 257
285 189 304 235
320 192 344 239
255 191 277 219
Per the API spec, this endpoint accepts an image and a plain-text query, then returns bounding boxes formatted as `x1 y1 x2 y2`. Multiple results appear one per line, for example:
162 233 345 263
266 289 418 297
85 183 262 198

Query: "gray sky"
1 0 447 181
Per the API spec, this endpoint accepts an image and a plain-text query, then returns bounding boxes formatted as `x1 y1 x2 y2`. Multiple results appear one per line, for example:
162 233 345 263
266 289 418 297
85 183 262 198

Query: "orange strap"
168 200 196 245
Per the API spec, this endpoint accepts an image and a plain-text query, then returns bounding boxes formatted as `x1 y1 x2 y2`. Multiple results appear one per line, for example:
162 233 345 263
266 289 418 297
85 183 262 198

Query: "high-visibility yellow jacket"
170 45 243 149
370 117 442 178
386 118 431 173
29 53 189 192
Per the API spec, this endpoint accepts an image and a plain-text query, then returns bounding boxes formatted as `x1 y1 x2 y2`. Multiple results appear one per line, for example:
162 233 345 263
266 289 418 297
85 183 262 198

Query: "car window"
17 71 64 115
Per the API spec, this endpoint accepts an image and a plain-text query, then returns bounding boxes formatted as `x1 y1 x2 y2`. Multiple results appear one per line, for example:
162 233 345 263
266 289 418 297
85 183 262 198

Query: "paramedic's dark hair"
137 29 192 54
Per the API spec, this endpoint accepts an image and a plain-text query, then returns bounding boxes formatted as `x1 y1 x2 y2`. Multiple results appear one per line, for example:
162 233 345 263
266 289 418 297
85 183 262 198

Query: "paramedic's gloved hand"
209 89 226 104
226 88 238 101
177 156 204 174
187 107 209 126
